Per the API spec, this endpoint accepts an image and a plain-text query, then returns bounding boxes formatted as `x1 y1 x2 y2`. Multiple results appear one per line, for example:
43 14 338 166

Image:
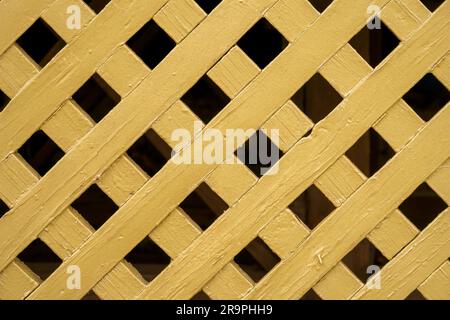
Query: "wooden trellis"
0 0 449 300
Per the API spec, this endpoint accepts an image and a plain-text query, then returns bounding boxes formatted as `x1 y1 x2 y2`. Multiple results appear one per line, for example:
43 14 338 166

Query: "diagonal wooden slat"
0 0 447 300
0 0 285 299
0 10 253 300
22 0 394 299
0 0 171 161
2 0 282 298
141 7 447 296
0 0 58 55
352 208 450 300
418 261 450 300
134 6 449 298
245 103 450 299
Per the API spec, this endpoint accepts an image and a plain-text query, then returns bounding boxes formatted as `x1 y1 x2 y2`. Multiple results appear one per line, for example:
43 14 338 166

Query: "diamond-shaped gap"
288 184 335 230
406 289 426 300
194 0 222 13
399 183 447 231
17 18 65 68
125 237 170 283
0 90 10 112
73 73 120 123
234 237 280 283
83 0 111 14
191 291 211 300
235 130 284 178
127 19 176 69
291 73 343 123
342 238 387 283
127 129 171 178
18 130 65 177
0 199 8 219
346 128 395 177
419 0 445 12
71 184 118 230
308 0 334 13
403 73 449 122
300 289 322 300
18 238 62 280
181 75 230 124
349 20 399 68
237 18 288 69
180 182 229 231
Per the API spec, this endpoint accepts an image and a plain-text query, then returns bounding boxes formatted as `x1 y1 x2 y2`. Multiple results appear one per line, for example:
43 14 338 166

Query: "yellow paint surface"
0 0 448 300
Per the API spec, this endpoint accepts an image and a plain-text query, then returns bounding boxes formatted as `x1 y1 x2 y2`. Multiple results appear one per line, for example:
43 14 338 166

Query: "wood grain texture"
23 0 394 300
0 0 448 300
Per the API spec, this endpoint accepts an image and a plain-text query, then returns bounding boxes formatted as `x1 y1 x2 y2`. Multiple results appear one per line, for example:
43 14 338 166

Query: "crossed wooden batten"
0 0 448 300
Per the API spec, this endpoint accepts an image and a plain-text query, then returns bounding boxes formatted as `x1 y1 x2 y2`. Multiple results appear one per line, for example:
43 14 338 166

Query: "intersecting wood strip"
418 261 450 300
0 0 280 275
0 45 147 300
0 0 448 300
0 0 58 55
19 0 396 299
135 4 449 299
352 208 450 300
0 1 253 299
246 103 450 299
0 0 272 300
0 0 171 161
0 0 282 298
44 1 358 298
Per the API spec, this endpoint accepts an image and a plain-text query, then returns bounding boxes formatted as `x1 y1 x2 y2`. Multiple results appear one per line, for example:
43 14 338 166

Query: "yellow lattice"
0 0 448 300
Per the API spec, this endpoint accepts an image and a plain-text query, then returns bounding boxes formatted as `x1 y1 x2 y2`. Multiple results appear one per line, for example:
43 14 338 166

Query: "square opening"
234 237 280 283
342 238 387 283
180 182 228 231
345 128 395 177
291 73 343 123
18 130 65 177
237 18 288 69
399 183 447 231
17 18 65 68
308 0 333 13
181 75 230 124
73 73 121 123
125 237 171 283
83 0 111 14
0 90 10 112
349 21 399 68
18 238 62 280
288 184 335 230
71 184 119 230
419 0 445 12
194 0 222 13
235 130 284 178
403 73 449 122
127 129 171 178
127 20 176 69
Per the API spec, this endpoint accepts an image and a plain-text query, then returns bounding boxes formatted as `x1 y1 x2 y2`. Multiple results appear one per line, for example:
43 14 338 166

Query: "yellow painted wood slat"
418 261 450 300
352 208 450 299
246 103 450 299
0 12 255 299
22 0 393 299
0 0 448 300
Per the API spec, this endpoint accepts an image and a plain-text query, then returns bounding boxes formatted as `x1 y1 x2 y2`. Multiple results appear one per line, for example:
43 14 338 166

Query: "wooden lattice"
0 0 449 300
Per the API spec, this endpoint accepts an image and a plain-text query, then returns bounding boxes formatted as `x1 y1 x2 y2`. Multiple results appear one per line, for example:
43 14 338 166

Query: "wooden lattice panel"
0 0 449 300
